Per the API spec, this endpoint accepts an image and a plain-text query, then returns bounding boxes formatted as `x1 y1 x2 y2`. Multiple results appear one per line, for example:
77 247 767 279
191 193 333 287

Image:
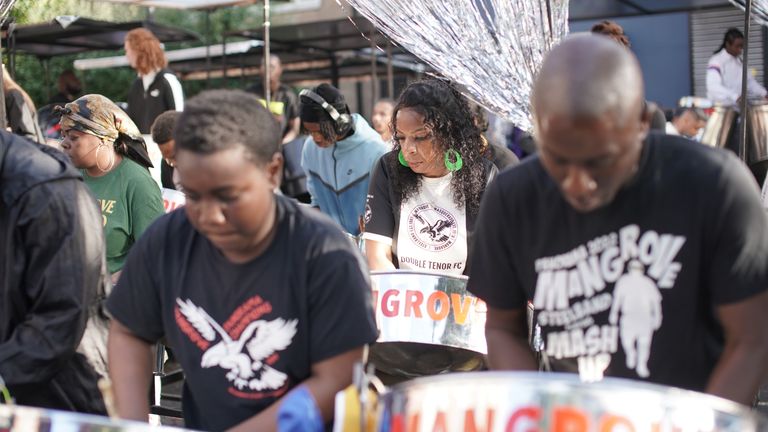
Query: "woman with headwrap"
58 94 164 283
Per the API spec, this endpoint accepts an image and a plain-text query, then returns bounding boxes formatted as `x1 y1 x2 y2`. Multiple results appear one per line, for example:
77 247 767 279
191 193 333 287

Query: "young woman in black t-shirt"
107 90 377 431
363 79 506 276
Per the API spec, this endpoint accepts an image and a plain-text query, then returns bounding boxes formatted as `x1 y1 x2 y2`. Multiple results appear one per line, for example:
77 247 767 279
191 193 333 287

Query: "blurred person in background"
3 65 44 143
371 98 395 144
48 69 83 105
666 107 707 139
707 28 767 107
247 55 307 202
246 54 300 145
150 110 181 190
299 83 387 235
124 28 183 134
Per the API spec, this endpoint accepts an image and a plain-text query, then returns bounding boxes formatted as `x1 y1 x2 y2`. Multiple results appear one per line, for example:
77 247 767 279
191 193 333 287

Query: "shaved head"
532 34 651 213
532 33 645 130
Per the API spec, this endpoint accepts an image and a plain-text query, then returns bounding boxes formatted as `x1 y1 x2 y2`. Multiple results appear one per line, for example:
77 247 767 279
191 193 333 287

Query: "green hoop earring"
444 149 463 172
398 150 409 167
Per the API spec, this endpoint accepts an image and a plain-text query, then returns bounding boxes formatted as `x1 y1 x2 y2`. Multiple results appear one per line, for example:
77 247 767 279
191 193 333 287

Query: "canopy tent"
72 34 424 84
224 16 422 102
93 0 257 9
4 16 199 58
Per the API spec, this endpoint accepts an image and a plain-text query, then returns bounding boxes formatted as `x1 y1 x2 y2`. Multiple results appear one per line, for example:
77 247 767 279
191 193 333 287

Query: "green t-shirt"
83 158 164 274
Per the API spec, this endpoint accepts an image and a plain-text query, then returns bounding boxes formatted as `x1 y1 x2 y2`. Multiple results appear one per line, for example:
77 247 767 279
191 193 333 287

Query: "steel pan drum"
747 103 768 184
701 105 737 150
369 271 486 377
377 372 768 432
0 404 190 431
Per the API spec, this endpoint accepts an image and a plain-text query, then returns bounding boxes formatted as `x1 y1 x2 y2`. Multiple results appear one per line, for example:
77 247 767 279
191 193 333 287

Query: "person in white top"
706 28 767 107
665 108 707 139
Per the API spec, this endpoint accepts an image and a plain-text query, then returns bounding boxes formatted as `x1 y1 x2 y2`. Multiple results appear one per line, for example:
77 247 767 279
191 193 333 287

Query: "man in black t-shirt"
107 90 377 431
246 55 300 144
468 34 768 405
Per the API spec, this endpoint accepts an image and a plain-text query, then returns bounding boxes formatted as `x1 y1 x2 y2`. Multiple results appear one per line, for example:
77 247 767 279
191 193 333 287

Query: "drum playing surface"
369 271 487 377
378 371 768 432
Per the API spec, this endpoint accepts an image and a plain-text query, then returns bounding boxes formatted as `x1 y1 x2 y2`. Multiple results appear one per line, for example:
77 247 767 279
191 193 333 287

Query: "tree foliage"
7 0 263 107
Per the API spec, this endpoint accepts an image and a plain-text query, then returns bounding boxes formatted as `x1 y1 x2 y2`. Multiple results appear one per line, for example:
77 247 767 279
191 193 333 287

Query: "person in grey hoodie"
299 84 388 235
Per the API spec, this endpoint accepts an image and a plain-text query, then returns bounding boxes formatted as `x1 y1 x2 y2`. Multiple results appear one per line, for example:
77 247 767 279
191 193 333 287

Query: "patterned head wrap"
57 94 153 168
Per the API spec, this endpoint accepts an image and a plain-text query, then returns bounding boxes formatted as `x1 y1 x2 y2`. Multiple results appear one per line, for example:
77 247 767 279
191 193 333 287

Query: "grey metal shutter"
691 7 764 98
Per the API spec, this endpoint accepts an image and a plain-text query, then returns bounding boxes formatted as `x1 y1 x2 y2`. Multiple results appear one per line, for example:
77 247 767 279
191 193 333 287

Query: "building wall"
570 13 692 108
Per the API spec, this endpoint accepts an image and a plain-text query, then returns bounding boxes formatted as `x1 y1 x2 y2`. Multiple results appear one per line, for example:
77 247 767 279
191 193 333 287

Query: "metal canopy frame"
223 16 423 95
93 0 257 11
4 17 199 58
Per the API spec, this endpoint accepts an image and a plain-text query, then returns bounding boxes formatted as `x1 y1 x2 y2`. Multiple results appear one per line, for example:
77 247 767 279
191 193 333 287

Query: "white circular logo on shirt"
364 202 372 225
407 203 458 252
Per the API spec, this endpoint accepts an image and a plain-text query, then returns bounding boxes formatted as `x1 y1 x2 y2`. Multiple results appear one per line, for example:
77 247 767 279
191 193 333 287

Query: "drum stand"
149 343 184 420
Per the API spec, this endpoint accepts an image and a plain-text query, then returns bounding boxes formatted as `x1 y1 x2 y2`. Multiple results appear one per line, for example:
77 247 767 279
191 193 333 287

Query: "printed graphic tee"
468 134 768 391
106 195 378 431
82 158 164 274
364 156 471 276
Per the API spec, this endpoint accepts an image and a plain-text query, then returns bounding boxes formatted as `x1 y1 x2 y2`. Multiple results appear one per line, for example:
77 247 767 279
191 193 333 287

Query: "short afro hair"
151 110 181 145
174 90 281 164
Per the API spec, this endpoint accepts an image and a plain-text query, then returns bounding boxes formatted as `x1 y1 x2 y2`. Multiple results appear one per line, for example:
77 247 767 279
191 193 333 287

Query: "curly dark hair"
388 79 487 216
151 110 181 144
591 20 631 48
175 90 281 164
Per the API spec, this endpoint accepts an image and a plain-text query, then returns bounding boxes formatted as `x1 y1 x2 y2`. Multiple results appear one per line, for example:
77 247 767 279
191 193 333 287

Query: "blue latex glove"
277 385 324 432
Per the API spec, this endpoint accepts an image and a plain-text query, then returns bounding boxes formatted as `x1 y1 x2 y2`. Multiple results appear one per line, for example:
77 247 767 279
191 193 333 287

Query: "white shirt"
394 173 467 276
706 49 767 106
762 174 768 209
140 69 184 111
665 122 679 136
141 70 158 91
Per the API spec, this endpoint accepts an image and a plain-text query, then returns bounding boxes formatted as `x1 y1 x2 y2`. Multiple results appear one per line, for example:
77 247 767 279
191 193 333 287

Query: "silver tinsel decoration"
0 0 14 25
342 0 569 130
730 0 768 26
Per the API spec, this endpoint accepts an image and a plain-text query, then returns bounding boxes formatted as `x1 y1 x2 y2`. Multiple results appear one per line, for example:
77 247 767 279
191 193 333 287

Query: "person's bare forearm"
485 327 538 370
706 341 768 404
229 348 363 432
108 321 153 422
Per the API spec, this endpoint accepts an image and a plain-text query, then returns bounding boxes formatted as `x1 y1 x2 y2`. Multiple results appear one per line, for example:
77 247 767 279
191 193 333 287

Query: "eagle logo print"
176 298 298 391
407 203 459 252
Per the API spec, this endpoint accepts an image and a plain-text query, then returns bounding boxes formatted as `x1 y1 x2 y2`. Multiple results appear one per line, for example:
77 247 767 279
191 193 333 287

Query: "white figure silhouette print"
609 260 662 378
176 298 298 391
533 225 685 382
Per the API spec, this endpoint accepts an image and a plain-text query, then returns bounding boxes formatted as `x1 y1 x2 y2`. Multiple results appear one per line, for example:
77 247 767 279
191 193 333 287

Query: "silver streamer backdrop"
342 0 569 131
730 0 768 26
0 0 15 25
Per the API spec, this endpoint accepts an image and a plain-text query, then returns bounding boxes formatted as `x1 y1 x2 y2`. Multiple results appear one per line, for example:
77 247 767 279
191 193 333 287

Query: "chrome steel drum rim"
378 371 766 431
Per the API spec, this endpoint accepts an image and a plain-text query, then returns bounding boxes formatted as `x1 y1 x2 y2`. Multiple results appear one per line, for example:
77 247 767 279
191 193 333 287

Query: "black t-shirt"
468 133 768 391
106 195 378 431
245 82 299 138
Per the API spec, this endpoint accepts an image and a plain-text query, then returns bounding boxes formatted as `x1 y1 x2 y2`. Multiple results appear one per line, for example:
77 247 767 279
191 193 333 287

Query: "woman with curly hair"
362 79 511 275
